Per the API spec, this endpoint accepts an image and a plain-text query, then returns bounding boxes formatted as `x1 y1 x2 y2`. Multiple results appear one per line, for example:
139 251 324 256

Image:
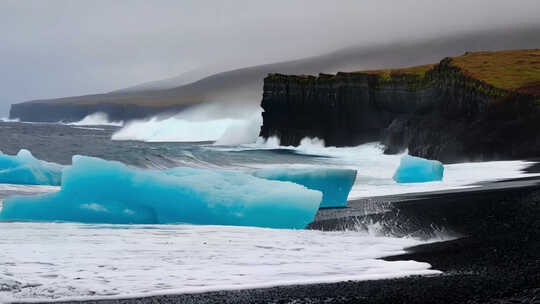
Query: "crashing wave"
67 113 123 127
111 106 262 144
0 117 20 123
112 117 246 142
253 136 325 150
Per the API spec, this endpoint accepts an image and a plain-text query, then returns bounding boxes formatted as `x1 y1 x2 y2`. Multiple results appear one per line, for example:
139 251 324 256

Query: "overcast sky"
1 0 539 116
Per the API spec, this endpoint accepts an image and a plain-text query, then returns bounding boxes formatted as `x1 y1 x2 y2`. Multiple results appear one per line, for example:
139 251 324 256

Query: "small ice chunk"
392 155 444 183
252 168 357 208
0 149 63 186
0 156 321 229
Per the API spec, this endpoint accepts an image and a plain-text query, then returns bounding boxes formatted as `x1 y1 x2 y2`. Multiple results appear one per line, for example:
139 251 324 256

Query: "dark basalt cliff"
9 102 190 122
260 57 540 163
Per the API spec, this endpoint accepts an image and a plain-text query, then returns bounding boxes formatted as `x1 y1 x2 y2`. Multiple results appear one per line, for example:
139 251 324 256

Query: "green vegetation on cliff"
267 49 540 97
360 49 540 95
261 49 540 162
362 64 435 81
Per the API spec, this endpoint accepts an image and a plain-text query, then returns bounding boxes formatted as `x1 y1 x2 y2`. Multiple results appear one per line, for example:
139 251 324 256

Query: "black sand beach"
22 168 540 304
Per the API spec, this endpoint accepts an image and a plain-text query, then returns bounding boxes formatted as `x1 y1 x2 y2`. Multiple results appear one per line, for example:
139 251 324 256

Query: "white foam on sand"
0 222 440 302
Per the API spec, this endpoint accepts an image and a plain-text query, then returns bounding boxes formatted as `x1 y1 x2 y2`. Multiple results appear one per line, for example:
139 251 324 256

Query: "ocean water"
1 118 539 301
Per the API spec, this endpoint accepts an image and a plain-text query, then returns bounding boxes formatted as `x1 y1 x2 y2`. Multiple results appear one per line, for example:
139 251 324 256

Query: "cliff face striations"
260 49 540 163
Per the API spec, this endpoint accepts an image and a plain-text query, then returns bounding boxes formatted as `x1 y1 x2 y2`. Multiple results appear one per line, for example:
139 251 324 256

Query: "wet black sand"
14 171 540 304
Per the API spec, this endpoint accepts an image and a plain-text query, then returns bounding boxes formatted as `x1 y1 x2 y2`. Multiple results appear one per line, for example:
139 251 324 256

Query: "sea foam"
0 222 439 302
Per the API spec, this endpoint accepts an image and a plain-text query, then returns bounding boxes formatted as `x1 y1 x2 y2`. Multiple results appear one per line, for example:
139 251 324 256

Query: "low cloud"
0 0 539 116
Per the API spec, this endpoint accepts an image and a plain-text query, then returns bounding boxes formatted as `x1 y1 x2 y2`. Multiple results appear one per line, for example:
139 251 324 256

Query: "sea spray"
112 105 262 144
67 112 123 126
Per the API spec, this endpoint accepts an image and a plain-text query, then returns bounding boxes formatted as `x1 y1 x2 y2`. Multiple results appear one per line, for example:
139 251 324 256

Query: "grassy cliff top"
358 49 540 94
361 64 435 79
450 49 540 94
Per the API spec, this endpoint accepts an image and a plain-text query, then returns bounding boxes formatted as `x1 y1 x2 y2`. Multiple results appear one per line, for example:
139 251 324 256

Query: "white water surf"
216 137 540 199
67 113 123 127
0 222 440 302
111 104 262 144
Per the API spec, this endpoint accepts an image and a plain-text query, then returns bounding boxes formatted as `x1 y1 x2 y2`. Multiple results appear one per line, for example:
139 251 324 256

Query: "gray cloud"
1 0 539 116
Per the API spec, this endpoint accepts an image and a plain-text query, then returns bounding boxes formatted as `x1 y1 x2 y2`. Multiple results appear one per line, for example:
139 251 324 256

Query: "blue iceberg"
0 149 63 186
0 156 322 229
392 155 444 183
251 168 357 208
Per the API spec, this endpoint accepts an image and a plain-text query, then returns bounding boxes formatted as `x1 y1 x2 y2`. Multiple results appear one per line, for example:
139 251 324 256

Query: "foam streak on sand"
0 222 440 302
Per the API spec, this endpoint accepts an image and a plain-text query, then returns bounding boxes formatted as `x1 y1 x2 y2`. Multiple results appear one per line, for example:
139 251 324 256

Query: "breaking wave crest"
254 136 326 150
112 108 262 144
67 113 123 127
0 117 20 123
